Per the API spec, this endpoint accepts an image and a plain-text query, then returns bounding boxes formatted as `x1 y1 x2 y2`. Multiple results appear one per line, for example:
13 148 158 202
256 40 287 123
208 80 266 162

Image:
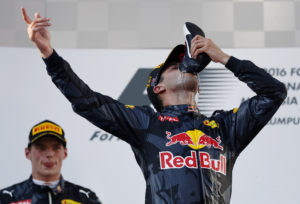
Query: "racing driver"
22 8 287 204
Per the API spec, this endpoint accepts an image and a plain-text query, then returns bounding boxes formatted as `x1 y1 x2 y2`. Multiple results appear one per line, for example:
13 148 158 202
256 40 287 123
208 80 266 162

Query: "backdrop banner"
0 47 299 204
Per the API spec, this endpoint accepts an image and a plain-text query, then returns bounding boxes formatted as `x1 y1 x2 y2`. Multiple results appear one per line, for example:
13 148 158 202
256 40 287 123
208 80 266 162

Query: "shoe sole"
183 22 211 71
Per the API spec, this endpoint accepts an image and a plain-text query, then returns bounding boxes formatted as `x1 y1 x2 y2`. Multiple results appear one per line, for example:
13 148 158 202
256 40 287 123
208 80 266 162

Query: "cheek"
30 155 42 167
29 151 40 161
58 152 66 161
166 72 181 84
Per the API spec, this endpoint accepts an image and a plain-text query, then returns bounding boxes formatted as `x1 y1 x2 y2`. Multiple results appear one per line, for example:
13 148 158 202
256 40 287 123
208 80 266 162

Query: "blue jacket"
43 50 286 204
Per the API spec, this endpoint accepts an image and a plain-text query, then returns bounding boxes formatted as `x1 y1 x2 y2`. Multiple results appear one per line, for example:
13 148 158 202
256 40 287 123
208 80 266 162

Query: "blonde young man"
0 120 101 204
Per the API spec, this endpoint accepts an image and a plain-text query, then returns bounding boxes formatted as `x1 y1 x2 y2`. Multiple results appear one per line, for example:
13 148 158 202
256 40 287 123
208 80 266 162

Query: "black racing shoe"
179 22 211 73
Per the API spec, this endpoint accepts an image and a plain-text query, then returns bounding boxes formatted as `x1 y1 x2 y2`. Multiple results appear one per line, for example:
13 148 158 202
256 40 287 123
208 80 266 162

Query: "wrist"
220 53 230 65
40 47 53 59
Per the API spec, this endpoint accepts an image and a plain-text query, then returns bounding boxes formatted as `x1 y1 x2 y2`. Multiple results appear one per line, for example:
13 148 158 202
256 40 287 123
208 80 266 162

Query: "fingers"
191 35 205 43
192 47 206 59
29 12 51 29
21 7 32 24
35 12 41 19
190 35 215 59
31 22 51 31
190 36 207 59
29 18 51 30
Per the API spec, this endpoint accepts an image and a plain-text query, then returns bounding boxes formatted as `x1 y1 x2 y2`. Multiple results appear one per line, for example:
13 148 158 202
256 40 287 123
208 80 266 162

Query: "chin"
177 74 199 92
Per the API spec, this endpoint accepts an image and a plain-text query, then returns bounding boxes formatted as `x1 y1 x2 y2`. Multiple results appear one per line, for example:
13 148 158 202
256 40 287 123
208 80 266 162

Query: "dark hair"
146 44 185 112
158 75 164 84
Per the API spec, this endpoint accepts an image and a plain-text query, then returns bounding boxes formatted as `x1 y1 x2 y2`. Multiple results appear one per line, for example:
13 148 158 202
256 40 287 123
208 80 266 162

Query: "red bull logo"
166 131 194 146
165 130 223 150
159 151 226 175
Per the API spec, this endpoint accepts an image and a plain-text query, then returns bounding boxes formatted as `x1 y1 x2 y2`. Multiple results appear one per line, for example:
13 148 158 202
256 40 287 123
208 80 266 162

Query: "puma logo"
79 189 90 198
3 190 14 197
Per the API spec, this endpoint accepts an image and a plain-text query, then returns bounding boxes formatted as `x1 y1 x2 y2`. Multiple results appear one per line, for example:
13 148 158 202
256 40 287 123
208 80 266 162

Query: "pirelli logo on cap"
32 122 62 136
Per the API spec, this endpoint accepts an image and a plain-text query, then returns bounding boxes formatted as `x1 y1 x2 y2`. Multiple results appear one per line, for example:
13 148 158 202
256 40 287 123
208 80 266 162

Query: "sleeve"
222 56 287 154
43 50 153 148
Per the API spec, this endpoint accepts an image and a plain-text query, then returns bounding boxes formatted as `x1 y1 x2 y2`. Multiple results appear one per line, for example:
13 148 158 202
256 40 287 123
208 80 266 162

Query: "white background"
0 47 299 204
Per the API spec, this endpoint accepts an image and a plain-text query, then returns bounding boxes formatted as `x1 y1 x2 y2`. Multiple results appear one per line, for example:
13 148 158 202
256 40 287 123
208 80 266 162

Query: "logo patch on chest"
159 151 226 175
165 129 223 150
158 115 179 122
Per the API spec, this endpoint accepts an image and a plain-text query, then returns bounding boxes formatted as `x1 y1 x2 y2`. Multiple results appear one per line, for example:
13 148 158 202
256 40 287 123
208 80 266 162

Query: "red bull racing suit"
0 176 101 204
43 50 286 204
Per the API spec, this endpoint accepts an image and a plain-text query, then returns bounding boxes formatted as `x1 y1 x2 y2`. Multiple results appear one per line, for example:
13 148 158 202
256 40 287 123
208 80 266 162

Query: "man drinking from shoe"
22 7 286 204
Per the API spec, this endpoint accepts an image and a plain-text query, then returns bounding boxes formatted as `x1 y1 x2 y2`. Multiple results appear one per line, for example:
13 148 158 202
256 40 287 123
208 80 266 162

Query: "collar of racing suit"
161 104 200 114
29 175 65 196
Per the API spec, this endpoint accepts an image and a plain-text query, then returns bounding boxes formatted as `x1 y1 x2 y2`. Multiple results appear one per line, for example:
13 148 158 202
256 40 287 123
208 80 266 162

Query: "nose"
45 147 55 157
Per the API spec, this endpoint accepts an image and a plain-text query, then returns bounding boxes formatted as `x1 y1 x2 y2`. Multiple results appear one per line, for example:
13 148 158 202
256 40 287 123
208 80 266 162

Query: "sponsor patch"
158 115 179 122
61 199 81 204
32 122 62 136
203 120 219 129
159 150 226 175
125 104 135 109
166 129 223 150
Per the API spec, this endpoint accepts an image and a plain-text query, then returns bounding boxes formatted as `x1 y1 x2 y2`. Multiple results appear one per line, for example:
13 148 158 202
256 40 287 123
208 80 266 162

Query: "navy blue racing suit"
43 50 286 204
0 176 101 204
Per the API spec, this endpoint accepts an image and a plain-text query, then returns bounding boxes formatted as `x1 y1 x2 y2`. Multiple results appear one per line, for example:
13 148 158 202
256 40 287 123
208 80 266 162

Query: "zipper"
48 192 52 204
194 112 207 204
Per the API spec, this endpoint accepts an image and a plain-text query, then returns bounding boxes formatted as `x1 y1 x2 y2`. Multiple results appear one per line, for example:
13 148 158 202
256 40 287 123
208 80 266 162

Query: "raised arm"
190 35 287 154
22 8 152 147
224 56 287 153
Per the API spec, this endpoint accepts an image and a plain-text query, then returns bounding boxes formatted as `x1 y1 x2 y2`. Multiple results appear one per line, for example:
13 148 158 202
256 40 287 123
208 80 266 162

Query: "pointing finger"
21 7 32 24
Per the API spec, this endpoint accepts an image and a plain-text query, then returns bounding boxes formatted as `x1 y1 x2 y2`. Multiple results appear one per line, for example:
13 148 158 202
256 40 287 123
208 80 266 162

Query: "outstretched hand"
190 35 230 65
22 7 53 58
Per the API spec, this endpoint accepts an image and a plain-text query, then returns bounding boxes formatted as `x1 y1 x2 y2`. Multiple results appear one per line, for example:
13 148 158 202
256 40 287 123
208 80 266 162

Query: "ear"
63 147 68 160
25 147 31 160
153 84 166 94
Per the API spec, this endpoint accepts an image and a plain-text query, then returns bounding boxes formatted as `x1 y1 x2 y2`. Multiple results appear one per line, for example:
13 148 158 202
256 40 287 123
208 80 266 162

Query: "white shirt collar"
32 178 59 189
